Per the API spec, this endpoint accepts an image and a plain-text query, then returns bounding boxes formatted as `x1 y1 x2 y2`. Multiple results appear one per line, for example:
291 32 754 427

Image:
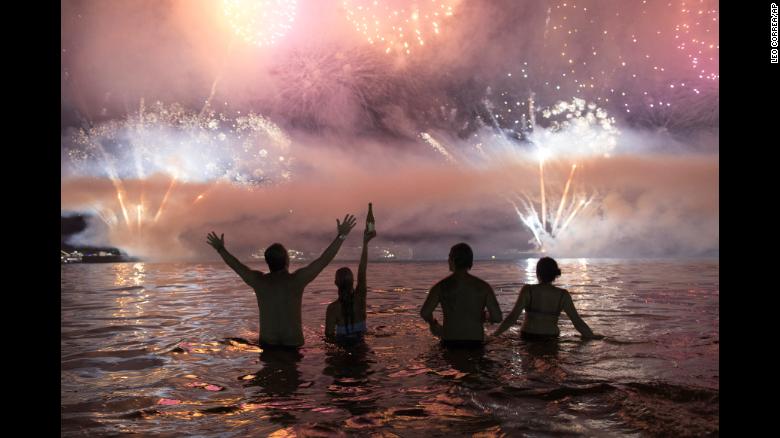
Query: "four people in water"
207 203 603 348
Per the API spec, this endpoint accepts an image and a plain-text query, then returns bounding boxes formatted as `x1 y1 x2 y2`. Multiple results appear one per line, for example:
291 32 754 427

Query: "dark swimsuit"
520 287 564 341
335 320 367 344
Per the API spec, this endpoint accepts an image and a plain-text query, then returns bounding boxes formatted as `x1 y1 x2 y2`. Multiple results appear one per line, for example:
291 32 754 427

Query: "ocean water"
61 259 718 437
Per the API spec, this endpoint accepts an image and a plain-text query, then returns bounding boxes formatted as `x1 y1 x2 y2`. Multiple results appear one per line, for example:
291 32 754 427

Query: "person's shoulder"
246 269 265 285
468 274 492 290
287 269 308 284
432 275 454 289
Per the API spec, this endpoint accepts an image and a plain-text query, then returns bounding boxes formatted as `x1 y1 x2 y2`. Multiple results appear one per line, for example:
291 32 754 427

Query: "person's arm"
294 214 357 285
420 284 443 338
356 226 375 300
493 285 530 336
561 292 602 339
485 283 503 324
207 232 260 287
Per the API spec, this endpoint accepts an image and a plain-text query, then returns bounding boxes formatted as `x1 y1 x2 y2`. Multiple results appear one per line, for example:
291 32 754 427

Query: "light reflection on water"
62 259 718 436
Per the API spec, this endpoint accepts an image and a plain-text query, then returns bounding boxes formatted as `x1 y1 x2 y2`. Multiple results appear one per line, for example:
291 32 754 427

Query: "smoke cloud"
62 132 717 261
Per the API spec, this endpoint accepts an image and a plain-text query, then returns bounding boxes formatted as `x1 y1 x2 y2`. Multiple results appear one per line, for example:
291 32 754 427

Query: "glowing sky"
60 0 718 261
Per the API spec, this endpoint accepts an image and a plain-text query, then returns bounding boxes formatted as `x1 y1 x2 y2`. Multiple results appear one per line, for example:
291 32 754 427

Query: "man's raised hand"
337 214 357 237
206 232 225 251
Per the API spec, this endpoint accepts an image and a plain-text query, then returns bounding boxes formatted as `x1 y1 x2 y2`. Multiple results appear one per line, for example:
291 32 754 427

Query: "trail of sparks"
136 204 143 230
420 132 457 163
560 196 592 233
539 158 547 231
93 207 114 228
552 163 577 232
116 190 131 227
199 37 235 116
154 175 178 223
510 198 543 248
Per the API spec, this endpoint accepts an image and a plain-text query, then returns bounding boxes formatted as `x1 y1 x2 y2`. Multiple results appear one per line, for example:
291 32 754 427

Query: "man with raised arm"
206 214 357 348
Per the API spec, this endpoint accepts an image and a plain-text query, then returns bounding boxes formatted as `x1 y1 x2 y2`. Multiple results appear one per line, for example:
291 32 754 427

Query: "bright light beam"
552 163 577 233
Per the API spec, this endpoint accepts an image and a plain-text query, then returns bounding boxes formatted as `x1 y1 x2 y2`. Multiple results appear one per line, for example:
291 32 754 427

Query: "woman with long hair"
325 204 376 344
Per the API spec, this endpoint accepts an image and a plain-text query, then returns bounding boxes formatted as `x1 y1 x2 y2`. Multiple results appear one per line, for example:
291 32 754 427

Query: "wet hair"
536 257 562 283
449 243 473 270
264 243 289 272
335 267 355 333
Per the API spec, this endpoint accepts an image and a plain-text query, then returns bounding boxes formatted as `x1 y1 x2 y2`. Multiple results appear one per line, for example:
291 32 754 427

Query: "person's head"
536 257 561 284
334 267 354 293
264 243 289 272
335 267 355 328
448 243 473 272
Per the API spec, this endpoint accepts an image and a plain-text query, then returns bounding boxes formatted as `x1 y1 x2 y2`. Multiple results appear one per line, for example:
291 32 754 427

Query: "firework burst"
62 101 293 247
269 46 420 132
222 0 298 47
342 0 456 55
422 92 619 252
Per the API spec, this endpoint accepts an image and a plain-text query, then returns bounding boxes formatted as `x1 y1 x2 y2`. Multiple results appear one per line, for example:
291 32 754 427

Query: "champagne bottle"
366 203 376 237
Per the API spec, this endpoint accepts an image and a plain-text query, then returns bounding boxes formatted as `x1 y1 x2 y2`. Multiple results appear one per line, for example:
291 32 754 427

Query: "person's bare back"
427 273 501 341
246 270 307 346
420 243 502 343
492 257 603 340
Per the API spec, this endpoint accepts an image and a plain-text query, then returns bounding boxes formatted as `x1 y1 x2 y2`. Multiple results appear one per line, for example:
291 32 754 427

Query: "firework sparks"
444 92 620 252
560 196 593 234
62 101 294 247
552 163 577 231
420 132 457 163
153 174 178 223
63 101 292 187
116 190 131 227
222 0 297 47
342 0 456 55
674 1 719 81
270 46 411 131
93 207 116 228
136 204 143 230
538 157 547 231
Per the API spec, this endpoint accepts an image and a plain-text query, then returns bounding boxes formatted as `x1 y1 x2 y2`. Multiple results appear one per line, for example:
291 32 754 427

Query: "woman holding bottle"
325 203 376 344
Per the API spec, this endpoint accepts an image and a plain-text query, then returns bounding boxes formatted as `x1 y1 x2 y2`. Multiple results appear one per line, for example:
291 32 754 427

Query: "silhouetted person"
493 257 603 340
420 243 503 348
325 204 376 344
206 214 357 348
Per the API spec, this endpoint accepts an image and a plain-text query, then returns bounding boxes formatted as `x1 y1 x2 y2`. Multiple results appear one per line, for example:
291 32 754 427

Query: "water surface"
62 259 718 436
